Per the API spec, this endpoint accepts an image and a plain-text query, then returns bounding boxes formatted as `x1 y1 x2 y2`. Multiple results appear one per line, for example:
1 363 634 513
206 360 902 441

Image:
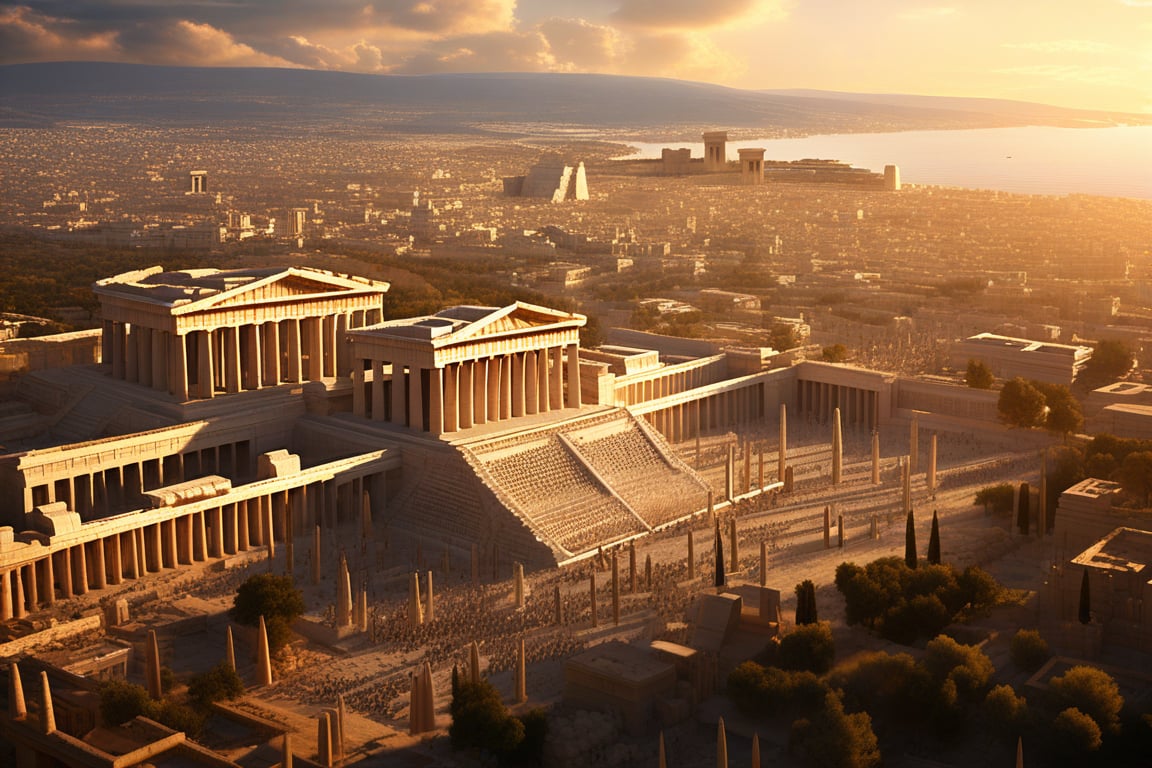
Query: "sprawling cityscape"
1 11 1151 768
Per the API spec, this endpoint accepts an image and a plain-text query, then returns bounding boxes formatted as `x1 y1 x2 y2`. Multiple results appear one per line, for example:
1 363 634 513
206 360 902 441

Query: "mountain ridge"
1 62 1145 134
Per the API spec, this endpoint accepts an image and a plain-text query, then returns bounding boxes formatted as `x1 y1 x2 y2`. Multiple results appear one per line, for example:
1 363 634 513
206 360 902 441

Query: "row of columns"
3 473 384 621
352 344 580 434
642 382 766 444
27 440 251 521
103 309 381 401
796 379 877 429
616 361 721 407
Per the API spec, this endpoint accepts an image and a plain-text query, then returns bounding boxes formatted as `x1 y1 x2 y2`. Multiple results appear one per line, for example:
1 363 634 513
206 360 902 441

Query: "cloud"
0 5 119 61
612 0 786 30
537 18 625 70
115 20 297 67
392 30 556 73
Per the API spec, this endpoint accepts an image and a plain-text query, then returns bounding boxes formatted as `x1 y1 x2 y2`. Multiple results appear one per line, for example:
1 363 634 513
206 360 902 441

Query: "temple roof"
93 265 389 315
357 301 585 348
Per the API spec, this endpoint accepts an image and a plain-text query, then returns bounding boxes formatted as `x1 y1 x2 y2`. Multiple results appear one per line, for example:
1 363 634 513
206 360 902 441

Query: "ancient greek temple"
93 266 389 400
348 302 584 435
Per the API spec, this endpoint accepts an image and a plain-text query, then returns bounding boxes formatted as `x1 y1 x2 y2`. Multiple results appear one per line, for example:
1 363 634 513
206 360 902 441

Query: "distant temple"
504 156 589 202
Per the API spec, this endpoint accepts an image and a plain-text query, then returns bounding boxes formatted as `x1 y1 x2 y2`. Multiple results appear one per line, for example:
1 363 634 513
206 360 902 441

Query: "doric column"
73 544 88 595
194 512 208 561
307 317 324 381
150 328 167 390
198 329 215 399
443 364 459 433
473 357 488 425
0 570 11 621
108 535 122 585
135 326 151 387
58 550 73 598
537 347 550 412
170 333 189 400
459 361 474 429
211 507 224 558
499 355 512 420
237 502 250 552
101 320 113 367
165 518 179 567
125 324 139 383
11 567 25 619
352 363 366 417
287 319 302 383
486 357 500 421
41 554 55 607
566 343 581 408
371 361 386 421
112 322 126 379
511 352 525 417
124 531 139 580
551 346 564 409
264 321 281 385
408 367 424 431
224 326 241 394
335 313 350 377
524 350 538 415
390 364 406 425
428 367 444 436
225 504 238 555
243 324 261 390
325 315 339 378
92 538 107 590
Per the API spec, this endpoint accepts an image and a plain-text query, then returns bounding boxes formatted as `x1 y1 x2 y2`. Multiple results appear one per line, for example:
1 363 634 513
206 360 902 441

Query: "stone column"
73 544 88 595
537 347 550 412
832 407 843 485
909 416 919 474
287 319 303 383
567 345 582 409
515 637 527 704
928 433 938 493
872 430 881 485
551 346 564 409
91 537 107 590
778 403 787 482
41 554 55 607
192 329 210 399
325 315 339 378
486 357 501 420
371 361 386 421
11 568 25 619
459 361 474 429
499 355 513 420
524 350 538 415
391 364 406 426
0 570 11 621
428 368 444 436
512 352 526 417
146 629 162 699
473 357 488 424
243 324 261 389
264 321 281 385
443 364 459 432
352 364 366 417
151 328 167 391
237 501 251 552
408 367 424 431
125 324 139 383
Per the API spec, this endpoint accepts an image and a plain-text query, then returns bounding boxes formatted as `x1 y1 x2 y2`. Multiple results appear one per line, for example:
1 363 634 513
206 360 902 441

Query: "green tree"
927 510 941 565
1009 629 1050 674
922 635 993 706
958 565 1003 609
98 679 157 726
1036 383 1083 439
904 510 918 569
965 359 994 389
1080 339 1134 387
1049 666 1123 734
187 662 245 710
779 621 836 675
1053 707 1103 752
769 322 797 351
793 692 881 768
230 573 305 653
998 377 1047 428
974 483 1015 515
821 344 849 363
983 685 1028 738
714 520 725 588
795 580 818 625
449 679 525 755
1115 451 1152 506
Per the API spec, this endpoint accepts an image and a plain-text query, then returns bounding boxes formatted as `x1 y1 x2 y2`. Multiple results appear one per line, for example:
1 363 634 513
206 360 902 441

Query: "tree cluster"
229 573 305 653
997 377 1083 437
974 483 1015 515
834 557 1002 645
795 579 818 625
965 359 994 389
1079 339 1134 388
449 675 547 766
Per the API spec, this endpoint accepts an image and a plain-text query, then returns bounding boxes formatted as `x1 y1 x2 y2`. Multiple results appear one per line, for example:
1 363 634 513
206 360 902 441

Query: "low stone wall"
0 329 101 381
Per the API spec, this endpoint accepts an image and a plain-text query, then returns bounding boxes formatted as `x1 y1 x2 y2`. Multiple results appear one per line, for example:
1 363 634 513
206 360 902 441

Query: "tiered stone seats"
468 432 642 556
566 414 710 529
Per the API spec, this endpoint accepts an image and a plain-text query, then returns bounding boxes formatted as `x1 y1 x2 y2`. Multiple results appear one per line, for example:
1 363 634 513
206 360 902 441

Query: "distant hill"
0 62 1144 134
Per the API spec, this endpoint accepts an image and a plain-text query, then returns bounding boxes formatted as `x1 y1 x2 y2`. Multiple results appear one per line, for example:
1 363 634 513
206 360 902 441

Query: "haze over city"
1 3 1151 768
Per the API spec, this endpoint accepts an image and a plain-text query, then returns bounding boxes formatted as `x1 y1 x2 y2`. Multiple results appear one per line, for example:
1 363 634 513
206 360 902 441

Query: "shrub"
1049 666 1123 734
187 662 245 710
958 565 1003 609
449 679 525 755
508 707 549 767
230 573 305 652
1053 707 1102 752
922 635 993 705
830 651 929 720
794 692 881 768
779 621 835 674
974 483 1015 515
98 679 158 726
983 684 1028 737
155 700 206 738
879 594 950 645
727 662 830 717
1009 629 1050 674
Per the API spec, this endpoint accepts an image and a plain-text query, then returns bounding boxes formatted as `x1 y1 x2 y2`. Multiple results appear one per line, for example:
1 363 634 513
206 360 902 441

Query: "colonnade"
2 471 383 621
796 379 878 429
101 309 383 401
613 356 727 407
351 343 581 434
639 381 767 444
25 440 252 521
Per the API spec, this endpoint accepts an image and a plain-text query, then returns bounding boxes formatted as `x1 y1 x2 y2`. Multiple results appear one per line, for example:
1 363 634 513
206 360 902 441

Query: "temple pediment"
432 302 585 346
171 268 389 316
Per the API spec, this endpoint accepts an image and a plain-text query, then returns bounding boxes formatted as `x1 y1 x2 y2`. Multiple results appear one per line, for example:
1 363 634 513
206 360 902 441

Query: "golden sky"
2 1 1149 112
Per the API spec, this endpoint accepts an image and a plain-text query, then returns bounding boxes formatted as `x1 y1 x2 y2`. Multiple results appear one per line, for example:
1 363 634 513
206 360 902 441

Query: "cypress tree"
1017 482 1030 535
1078 569 1091 625
904 509 918 569
714 520 725 588
927 509 941 565
807 581 818 624
451 664 459 699
795 581 808 624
